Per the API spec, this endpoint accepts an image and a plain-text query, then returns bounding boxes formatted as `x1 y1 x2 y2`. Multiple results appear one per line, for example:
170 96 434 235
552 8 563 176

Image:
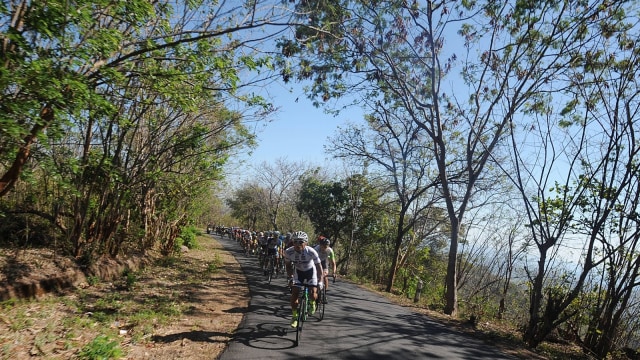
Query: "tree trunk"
443 218 459 316
585 286 633 358
523 252 547 347
386 248 400 292
386 212 407 293
0 106 53 197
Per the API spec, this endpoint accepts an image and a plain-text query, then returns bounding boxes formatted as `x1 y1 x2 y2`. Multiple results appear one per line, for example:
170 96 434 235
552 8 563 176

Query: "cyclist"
264 231 282 275
285 231 323 328
250 231 258 255
257 231 268 258
276 233 287 273
242 230 252 253
314 236 337 298
284 232 293 248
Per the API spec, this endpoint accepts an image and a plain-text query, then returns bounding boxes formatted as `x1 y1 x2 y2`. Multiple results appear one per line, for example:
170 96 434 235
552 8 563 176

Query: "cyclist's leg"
309 285 318 314
319 260 328 292
265 249 273 274
291 286 300 309
265 253 272 275
290 271 301 327
319 269 328 303
305 269 318 313
313 266 320 302
324 269 330 291
323 283 328 304
270 254 276 274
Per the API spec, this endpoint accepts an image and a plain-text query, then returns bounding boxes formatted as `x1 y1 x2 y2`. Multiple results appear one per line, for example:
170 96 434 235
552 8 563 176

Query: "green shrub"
87 275 100 286
121 268 137 289
205 253 223 274
78 334 123 359
177 225 199 250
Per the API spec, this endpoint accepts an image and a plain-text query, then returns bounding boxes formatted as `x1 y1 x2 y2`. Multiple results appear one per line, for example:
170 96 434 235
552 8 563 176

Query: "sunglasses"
294 240 305 245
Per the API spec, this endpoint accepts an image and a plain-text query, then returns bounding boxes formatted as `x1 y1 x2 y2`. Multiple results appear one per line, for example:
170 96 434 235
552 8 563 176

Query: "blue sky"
236 82 365 170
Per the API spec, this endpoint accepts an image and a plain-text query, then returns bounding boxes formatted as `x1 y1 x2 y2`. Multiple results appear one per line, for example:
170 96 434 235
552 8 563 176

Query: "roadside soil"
122 237 249 360
0 235 249 360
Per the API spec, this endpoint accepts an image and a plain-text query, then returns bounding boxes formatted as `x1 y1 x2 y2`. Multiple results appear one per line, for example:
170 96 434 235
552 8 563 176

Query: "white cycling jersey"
313 245 335 262
284 246 321 272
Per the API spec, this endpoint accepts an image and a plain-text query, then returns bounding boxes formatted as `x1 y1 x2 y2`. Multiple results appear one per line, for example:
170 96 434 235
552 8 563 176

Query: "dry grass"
0 235 248 360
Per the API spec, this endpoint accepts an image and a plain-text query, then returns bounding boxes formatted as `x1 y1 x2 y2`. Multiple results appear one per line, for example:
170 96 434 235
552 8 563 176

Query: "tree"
572 20 640 358
0 0 295 259
279 0 532 317
328 101 441 292
500 0 640 348
342 171 389 276
279 0 639 323
296 175 350 242
582 176 640 358
252 158 313 231
227 183 269 230
454 204 529 322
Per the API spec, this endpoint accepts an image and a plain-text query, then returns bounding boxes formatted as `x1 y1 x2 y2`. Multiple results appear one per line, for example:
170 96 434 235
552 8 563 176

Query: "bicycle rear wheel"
273 258 281 278
262 256 273 284
267 259 274 284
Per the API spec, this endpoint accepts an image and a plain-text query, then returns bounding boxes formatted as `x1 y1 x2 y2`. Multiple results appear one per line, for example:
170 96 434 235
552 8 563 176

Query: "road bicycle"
273 254 283 275
257 246 267 267
264 253 278 284
292 282 316 347
242 239 252 256
316 274 336 321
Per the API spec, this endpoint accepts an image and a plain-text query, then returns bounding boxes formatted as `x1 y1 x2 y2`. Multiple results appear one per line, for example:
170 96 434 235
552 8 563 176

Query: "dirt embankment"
0 248 151 301
0 236 250 360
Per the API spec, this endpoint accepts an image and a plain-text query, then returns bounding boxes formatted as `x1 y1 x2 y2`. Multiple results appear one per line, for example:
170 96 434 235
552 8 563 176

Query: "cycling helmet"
292 231 309 243
321 238 331 246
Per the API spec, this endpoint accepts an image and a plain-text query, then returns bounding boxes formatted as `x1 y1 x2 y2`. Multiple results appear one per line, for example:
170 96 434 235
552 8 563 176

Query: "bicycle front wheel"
318 287 326 320
295 297 306 346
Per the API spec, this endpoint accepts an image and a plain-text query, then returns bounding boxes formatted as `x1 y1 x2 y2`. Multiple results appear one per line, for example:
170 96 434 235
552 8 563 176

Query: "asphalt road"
214 234 515 360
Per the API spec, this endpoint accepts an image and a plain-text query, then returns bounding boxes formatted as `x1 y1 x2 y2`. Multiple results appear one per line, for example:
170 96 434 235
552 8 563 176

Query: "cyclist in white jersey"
284 231 323 328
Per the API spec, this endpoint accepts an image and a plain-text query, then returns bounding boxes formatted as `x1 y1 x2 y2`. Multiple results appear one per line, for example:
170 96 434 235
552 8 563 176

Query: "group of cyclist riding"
222 227 337 329
239 230 287 274
225 228 335 328
284 231 337 328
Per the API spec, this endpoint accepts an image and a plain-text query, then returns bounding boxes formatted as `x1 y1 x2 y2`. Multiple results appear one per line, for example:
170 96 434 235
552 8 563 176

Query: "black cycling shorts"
295 268 317 286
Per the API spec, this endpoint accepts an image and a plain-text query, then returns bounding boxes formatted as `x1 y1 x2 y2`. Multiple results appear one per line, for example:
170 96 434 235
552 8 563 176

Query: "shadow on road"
215 234 517 360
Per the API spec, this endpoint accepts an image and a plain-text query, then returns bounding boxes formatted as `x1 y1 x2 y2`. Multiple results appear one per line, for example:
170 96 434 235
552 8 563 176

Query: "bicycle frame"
265 254 278 284
318 275 335 321
294 283 313 346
